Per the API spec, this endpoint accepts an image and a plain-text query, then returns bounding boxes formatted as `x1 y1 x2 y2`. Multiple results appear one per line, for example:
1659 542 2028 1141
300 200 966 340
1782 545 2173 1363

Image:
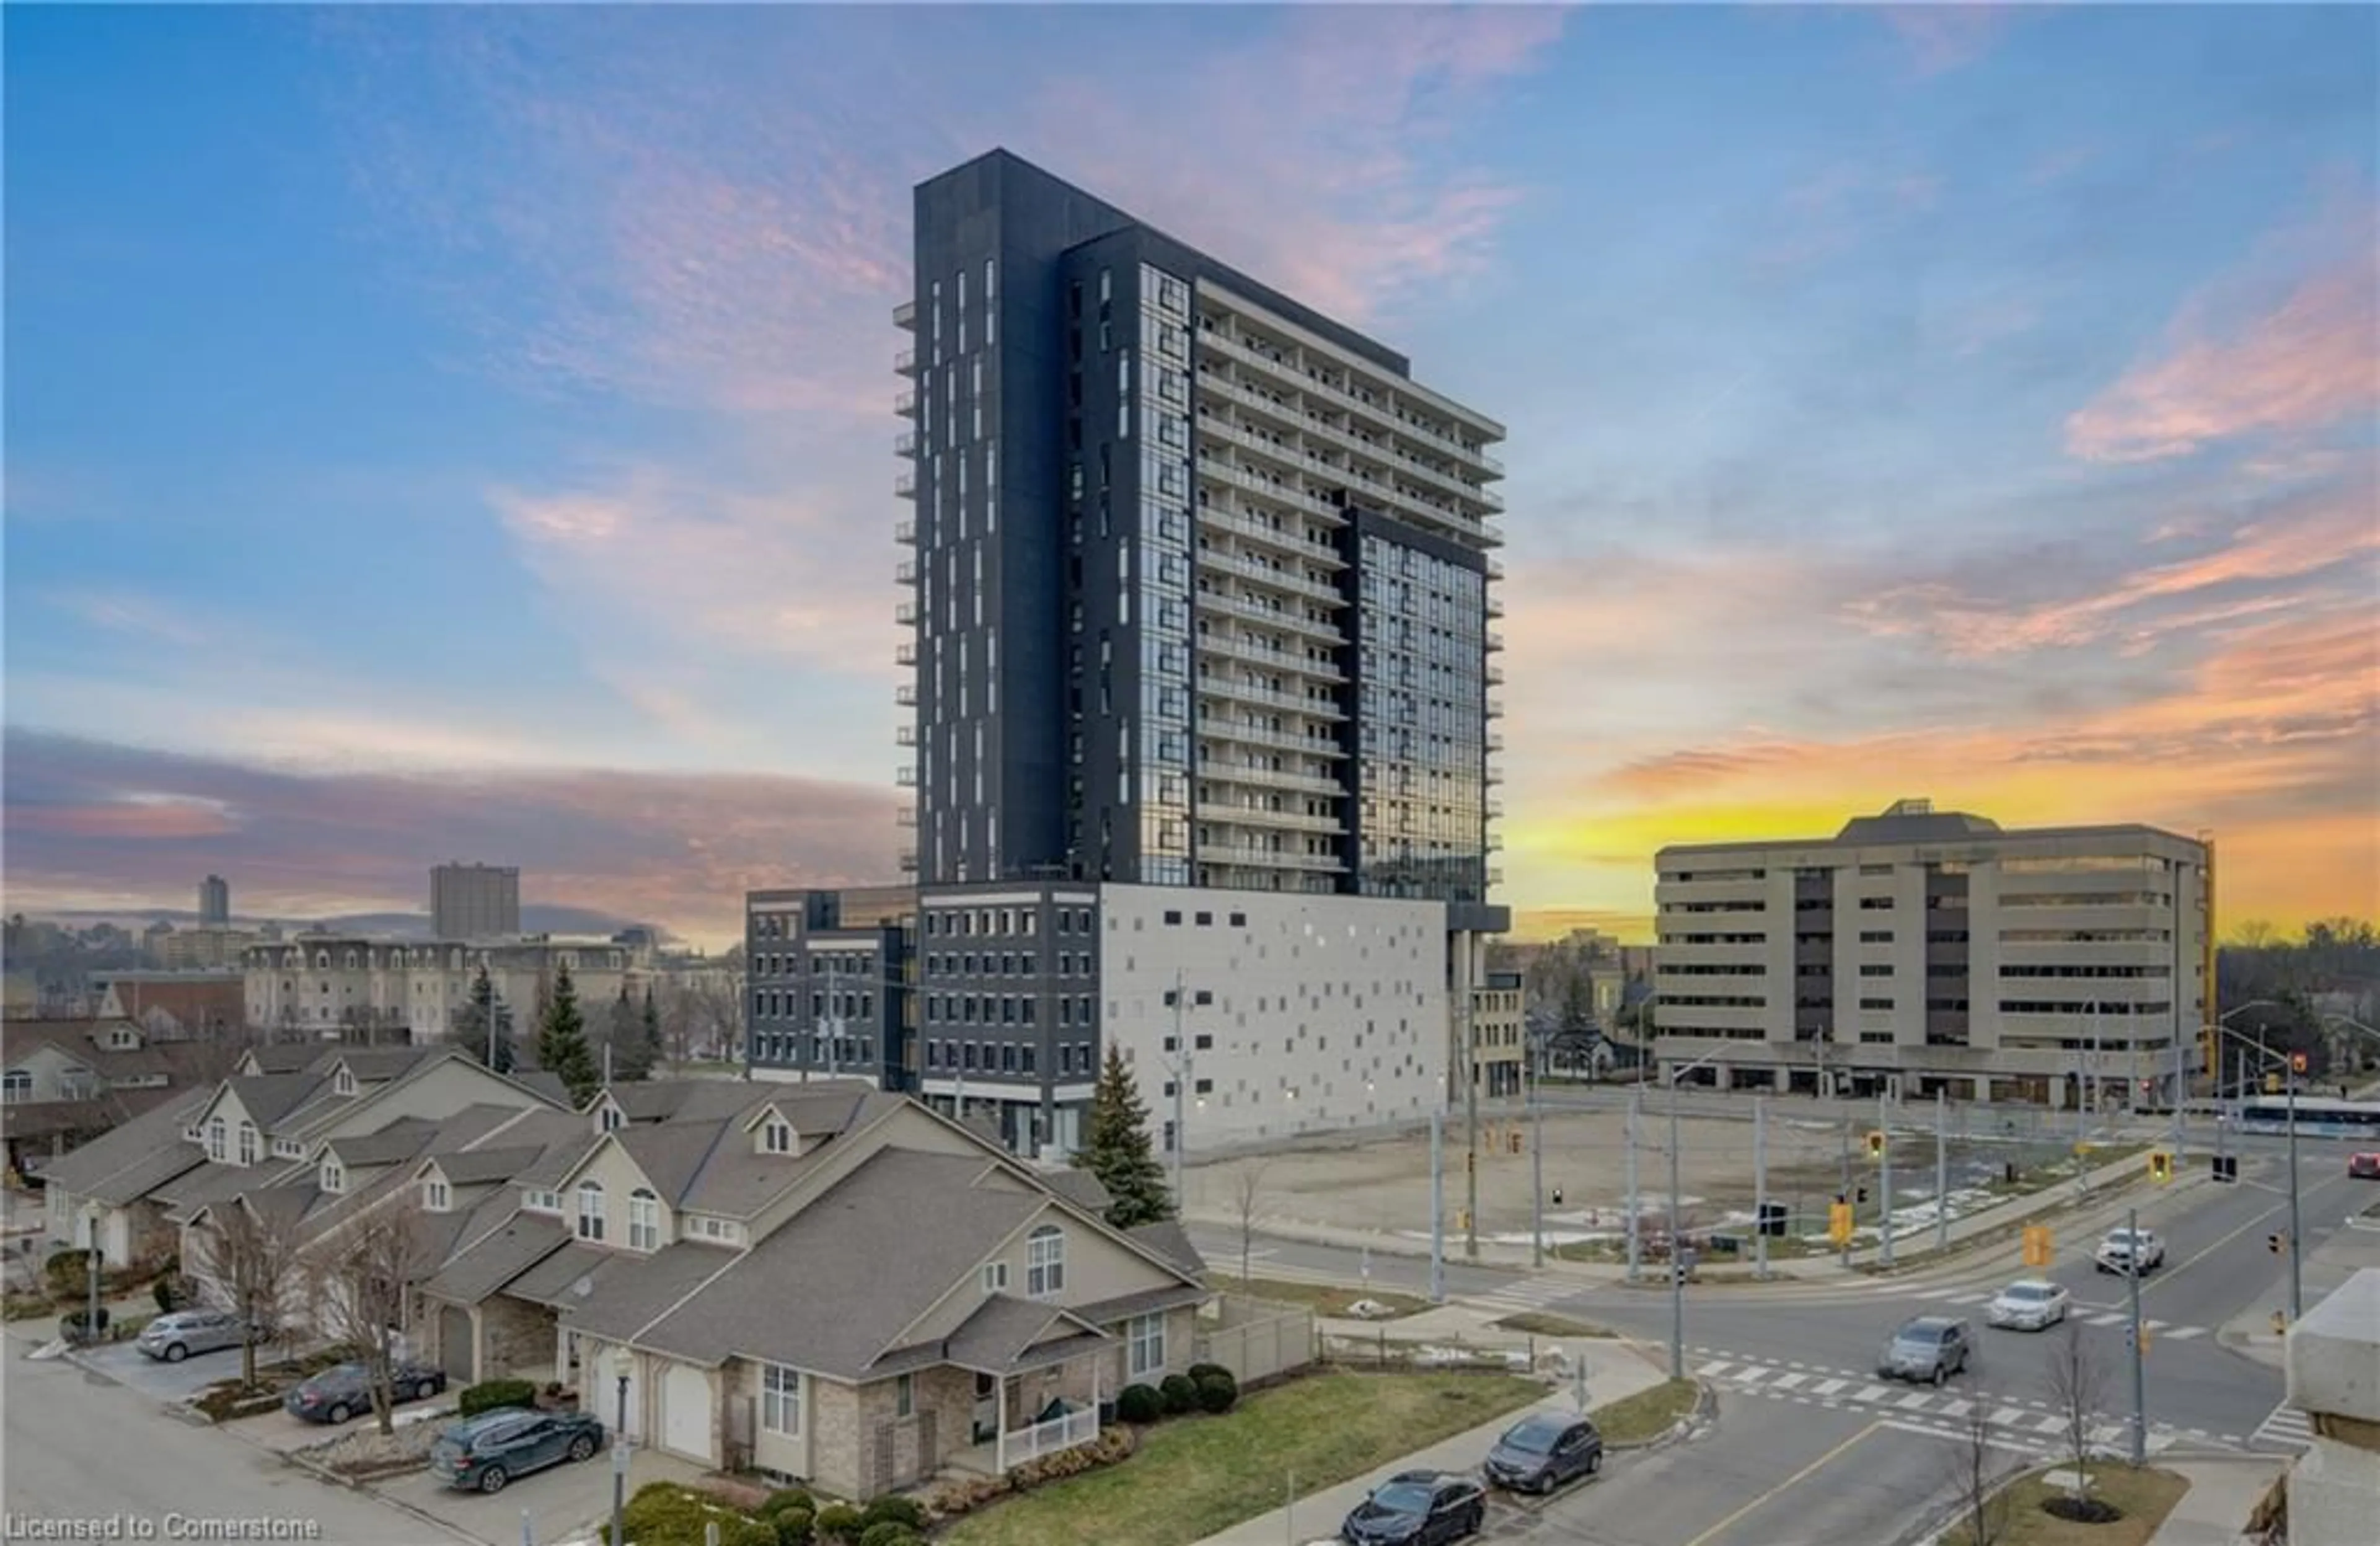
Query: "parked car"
2347 1152 2380 1180
1340 1470 1488 1545
1483 1410 1603 1494
2094 1227 2166 1275
135 1309 266 1363
429 1408 605 1494
1878 1315 1972 1385
283 1359 448 1425
1985 1279 2071 1332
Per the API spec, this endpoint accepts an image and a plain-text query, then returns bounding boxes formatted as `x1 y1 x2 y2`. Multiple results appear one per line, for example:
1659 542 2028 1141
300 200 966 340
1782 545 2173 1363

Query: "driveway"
372 1444 712 1546
71 1336 253 1403
227 1396 461 1456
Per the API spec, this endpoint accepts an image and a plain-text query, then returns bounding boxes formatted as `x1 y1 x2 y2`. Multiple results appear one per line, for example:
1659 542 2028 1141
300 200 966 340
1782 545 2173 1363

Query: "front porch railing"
996 1406 1098 1471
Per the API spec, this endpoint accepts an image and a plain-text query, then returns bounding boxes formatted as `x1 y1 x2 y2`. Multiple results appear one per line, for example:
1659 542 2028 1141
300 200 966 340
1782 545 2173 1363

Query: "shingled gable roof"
237 1043 322 1076
37 1089 213 1203
545 1085 902 1219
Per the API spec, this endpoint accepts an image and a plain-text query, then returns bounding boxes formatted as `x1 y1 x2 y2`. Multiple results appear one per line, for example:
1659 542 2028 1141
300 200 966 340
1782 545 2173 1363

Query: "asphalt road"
1196 1129 2375 1546
0 1345 465 1545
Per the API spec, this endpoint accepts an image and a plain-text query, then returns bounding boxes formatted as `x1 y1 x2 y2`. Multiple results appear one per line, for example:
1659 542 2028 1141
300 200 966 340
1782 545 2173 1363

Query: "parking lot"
73 1334 253 1404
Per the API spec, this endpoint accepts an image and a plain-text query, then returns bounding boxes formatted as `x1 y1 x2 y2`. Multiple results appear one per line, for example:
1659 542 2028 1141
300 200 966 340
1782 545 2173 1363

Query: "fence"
1317 1323 1556 1376
1192 1294 1315 1385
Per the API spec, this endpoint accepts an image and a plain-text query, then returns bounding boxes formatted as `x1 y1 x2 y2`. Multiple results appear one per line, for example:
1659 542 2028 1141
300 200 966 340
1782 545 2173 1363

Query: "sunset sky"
6 4 2375 949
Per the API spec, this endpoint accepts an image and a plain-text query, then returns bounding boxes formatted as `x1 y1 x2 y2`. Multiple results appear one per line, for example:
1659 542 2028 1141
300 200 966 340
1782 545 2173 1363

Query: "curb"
1603 1379 1716 1455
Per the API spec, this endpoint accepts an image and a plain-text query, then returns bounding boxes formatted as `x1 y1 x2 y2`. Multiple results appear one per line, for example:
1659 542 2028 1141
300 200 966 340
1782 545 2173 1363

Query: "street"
0 1343 467 1545
1192 1126 2373 1545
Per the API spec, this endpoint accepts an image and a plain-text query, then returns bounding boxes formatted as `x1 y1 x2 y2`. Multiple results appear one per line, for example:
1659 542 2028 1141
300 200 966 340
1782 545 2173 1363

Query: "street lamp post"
1529 1028 1546 1270
1667 1049 1724 1380
2213 1023 2304 1322
610 1371 630 1546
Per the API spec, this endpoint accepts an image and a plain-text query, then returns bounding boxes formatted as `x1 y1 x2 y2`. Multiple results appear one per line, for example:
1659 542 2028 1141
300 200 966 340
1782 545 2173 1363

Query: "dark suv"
430 1408 606 1494
1484 1411 1603 1495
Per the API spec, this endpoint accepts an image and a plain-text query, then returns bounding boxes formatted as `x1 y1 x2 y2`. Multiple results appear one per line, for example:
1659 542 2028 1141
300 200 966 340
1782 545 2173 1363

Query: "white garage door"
662 1363 714 1463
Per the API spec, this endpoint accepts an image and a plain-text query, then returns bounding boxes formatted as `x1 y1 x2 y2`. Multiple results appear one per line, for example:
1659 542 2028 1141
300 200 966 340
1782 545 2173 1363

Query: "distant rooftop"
1834 798 2005 845
1659 798 2202 858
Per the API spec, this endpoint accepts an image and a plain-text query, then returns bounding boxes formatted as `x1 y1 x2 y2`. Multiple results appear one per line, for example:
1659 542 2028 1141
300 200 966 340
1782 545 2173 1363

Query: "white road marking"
1854 1384 1892 1403
1770 1372 1809 1390
1810 1378 1849 1397
2164 1325 2207 1340
1895 1392 1936 1411
1991 1405 2028 1426
1697 1361 1735 1379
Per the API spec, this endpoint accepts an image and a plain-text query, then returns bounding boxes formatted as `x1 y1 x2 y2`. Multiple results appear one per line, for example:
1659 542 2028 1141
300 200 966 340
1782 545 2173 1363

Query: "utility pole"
1462 970 1479 1261
1878 1089 1895 1269
1753 1093 1769 1281
1667 1067 1685 1379
1624 1087 1642 1283
2285 1062 2303 1322
2127 1204 2148 1466
1429 1107 1446 1304
1530 1030 1545 1270
1934 1089 1949 1255
1837 1116 1853 1268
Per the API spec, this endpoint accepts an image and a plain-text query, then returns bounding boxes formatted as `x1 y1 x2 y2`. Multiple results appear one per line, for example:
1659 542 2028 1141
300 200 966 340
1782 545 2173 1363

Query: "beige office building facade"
1652 800 2209 1106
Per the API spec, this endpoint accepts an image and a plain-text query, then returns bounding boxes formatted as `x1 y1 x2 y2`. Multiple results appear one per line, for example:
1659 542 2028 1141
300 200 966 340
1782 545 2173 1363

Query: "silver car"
136 1309 255 1363
1878 1315 1973 1386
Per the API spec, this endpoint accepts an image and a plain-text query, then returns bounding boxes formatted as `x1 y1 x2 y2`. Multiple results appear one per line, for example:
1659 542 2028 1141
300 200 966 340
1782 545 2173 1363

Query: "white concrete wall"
1098 886 1448 1146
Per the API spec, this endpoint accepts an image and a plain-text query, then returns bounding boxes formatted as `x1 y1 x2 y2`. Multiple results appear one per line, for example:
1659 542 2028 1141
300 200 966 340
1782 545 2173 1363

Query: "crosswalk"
1860 1283 2213 1341
1455 1274 1580 1318
1689 1349 2221 1456
2250 1402 2316 1451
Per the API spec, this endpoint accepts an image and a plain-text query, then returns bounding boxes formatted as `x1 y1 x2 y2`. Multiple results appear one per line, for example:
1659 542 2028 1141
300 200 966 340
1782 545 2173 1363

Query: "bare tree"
2042 1317 2109 1516
190 1199 296 1387
300 1195 430 1435
1940 1382 2010 1546
1232 1162 1269 1285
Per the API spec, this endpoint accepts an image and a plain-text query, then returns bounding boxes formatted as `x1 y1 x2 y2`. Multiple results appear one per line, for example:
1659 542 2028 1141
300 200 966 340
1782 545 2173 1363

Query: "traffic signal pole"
2286 1067 2303 1322
1753 1094 1770 1281
1877 1090 1895 1270
2128 1204 2148 1467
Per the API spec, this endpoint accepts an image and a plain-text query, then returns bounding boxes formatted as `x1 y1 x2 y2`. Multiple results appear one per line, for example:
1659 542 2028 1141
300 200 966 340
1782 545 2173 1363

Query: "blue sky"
6 4 2375 944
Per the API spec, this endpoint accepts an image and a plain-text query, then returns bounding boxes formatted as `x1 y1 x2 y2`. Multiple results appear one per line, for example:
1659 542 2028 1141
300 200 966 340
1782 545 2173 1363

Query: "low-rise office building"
242 934 637 1043
1652 800 2210 1104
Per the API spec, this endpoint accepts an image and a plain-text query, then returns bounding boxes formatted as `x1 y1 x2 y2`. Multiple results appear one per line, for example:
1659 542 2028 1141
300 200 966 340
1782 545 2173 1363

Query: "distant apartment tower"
198 875 231 926
1651 800 2210 1106
431 863 521 941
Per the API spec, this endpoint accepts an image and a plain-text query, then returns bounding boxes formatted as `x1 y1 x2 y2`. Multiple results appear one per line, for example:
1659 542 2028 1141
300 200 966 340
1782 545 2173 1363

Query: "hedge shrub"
1186 1361 1232 1385
1158 1373 1197 1416
813 1503 865 1542
1115 1382 1163 1424
59 1306 109 1341
457 1378 539 1418
860 1496 926 1531
767 1506 814 1546
1193 1368 1239 1414
600 1483 774 1546
759 1489 814 1519
855 1527 922 1546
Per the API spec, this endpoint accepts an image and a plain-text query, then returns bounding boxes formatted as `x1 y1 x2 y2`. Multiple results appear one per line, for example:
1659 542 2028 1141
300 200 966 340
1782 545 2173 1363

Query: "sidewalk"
2216 1198 2380 1367
2146 1455 2288 1545
1188 1338 1670 1546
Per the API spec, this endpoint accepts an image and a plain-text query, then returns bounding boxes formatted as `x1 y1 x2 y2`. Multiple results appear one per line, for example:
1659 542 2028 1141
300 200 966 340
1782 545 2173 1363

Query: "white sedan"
1986 1278 2071 1331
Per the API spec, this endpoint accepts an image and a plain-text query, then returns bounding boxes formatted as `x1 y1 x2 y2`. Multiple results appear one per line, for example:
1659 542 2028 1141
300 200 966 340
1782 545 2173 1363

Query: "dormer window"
524 1188 560 1213
576 1180 605 1242
321 1159 345 1194
424 1177 451 1212
333 1067 357 1096
762 1118 793 1155
600 1105 624 1133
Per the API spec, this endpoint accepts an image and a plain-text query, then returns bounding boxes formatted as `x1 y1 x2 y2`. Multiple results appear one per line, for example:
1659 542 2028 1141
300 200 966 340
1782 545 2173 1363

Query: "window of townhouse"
1026 1225 1065 1298
577 1180 606 1242
762 1365 800 1436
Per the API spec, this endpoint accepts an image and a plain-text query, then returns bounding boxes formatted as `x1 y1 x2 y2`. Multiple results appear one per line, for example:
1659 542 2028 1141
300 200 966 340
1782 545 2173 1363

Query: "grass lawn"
1589 1379 1699 1446
1940 1463 2190 1546
1491 1311 1613 1338
1223 1276 1431 1319
938 1372 1542 1546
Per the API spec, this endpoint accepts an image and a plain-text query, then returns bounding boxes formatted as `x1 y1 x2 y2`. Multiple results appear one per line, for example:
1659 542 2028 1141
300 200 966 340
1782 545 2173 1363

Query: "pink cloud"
2066 191 2380 462
1879 4 2019 77
1017 6 1568 322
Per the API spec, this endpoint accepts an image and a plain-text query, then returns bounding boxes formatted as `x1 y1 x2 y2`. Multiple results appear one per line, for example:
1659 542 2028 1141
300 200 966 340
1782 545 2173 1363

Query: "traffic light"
1828 1201 1855 1244
2149 1151 2172 1183
1857 1185 1870 1204
2268 1232 2286 1255
2021 1224 2052 1267
1866 1131 1887 1160
2211 1154 2239 1183
1758 1202 1788 1238
2289 1051 2309 1075
2137 1322 2153 1355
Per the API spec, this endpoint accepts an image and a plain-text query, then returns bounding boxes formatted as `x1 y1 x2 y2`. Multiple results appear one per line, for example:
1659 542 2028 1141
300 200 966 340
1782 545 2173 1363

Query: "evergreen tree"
1076 1045 1173 1229
641 986 666 1072
535 962 601 1105
604 986 653 1082
449 965 516 1074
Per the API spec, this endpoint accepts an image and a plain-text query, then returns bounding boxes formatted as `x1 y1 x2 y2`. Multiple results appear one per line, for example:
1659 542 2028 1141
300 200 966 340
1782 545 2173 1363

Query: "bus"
2232 1095 2380 1139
